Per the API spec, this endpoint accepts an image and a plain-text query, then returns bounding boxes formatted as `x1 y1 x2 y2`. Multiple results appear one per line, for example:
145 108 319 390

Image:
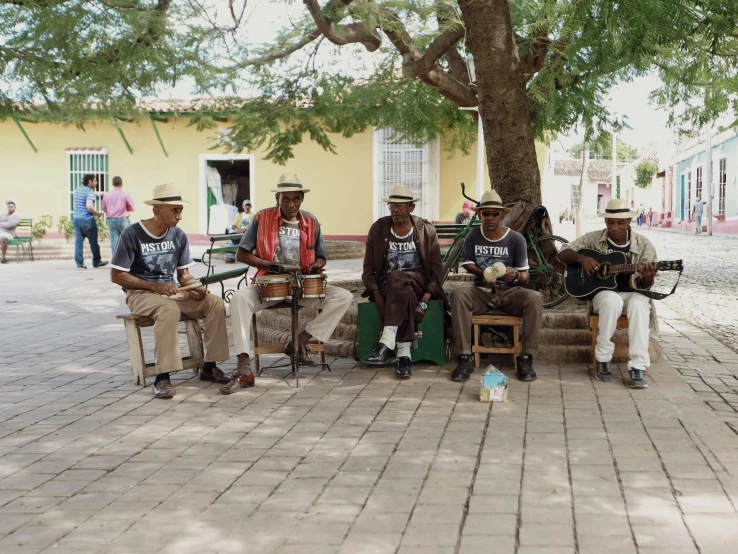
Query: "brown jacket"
362 215 444 299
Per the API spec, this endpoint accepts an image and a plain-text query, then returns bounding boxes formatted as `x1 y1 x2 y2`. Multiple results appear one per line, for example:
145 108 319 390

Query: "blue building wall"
673 134 738 221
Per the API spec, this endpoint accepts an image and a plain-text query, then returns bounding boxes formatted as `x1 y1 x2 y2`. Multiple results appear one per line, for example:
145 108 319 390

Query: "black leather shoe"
200 366 231 384
363 343 396 366
516 354 537 382
153 379 175 398
92 260 109 268
451 354 475 382
395 356 412 378
595 361 613 382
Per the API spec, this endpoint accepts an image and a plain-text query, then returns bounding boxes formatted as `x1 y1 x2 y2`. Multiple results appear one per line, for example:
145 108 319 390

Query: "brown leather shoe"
284 341 317 366
220 372 255 394
199 366 231 384
153 379 176 399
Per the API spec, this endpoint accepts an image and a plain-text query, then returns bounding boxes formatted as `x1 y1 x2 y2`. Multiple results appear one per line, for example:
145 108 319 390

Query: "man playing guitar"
558 198 657 388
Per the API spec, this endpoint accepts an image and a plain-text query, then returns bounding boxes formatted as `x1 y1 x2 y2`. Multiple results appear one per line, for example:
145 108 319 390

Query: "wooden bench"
472 311 522 369
117 313 204 386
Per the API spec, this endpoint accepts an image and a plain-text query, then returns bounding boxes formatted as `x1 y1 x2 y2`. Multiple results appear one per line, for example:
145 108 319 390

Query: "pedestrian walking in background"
647 207 654 228
102 176 135 255
73 174 108 269
692 197 704 234
637 204 645 226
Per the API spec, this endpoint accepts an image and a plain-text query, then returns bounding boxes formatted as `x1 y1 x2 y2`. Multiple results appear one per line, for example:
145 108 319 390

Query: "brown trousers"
451 285 542 356
378 270 428 343
126 290 231 372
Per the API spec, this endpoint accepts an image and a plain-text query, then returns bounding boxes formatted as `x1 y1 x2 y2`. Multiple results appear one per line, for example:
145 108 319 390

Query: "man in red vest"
223 173 354 393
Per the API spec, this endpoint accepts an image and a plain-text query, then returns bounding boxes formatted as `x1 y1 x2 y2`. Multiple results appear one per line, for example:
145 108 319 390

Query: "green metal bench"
7 219 33 262
193 233 250 302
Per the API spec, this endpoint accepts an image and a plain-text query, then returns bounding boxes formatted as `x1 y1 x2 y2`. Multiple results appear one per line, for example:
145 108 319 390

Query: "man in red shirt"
102 176 135 255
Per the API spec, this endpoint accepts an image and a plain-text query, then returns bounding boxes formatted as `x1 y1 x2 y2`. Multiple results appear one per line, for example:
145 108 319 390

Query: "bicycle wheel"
442 238 465 282
527 234 569 308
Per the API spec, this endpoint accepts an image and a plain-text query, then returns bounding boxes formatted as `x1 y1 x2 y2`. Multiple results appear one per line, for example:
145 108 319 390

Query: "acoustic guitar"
564 249 683 299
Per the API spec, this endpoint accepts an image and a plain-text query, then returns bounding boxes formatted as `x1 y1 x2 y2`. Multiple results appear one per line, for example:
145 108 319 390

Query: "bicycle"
440 183 570 308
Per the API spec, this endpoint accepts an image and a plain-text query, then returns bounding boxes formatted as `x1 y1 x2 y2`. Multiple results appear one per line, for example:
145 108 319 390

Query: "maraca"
483 262 507 283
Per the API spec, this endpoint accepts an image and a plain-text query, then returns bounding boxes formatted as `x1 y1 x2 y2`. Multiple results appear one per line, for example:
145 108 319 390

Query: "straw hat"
144 183 189 206
471 190 509 212
382 185 419 203
598 198 637 219
271 173 310 193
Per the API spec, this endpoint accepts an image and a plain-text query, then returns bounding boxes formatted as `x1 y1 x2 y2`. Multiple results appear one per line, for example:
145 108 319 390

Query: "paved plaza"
2 235 738 553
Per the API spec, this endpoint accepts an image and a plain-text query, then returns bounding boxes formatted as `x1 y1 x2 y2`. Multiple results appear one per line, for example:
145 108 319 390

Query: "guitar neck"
604 263 644 275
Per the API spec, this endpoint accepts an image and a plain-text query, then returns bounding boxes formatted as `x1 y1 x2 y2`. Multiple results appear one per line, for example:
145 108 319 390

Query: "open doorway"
198 154 255 234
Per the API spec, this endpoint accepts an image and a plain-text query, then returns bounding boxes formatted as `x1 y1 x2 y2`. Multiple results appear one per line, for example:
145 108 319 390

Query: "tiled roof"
554 159 629 181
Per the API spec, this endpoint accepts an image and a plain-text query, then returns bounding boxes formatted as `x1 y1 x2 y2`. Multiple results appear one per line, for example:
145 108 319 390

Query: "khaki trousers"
451 285 543 356
230 284 353 355
126 290 231 372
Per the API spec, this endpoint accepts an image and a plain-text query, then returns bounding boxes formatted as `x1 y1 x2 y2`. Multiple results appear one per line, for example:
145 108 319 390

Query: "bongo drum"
255 274 292 302
302 274 327 299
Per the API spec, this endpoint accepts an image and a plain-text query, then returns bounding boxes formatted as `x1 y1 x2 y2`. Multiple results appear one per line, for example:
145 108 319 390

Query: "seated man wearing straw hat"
225 173 354 394
558 198 657 388
362 186 444 378
450 190 543 383
111 184 232 399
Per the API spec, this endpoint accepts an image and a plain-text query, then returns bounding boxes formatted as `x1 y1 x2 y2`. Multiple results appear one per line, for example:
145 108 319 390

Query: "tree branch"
444 44 470 84
404 25 465 77
302 0 381 52
220 28 322 70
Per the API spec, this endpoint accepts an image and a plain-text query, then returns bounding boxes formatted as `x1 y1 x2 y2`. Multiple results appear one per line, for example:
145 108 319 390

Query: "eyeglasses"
480 210 502 218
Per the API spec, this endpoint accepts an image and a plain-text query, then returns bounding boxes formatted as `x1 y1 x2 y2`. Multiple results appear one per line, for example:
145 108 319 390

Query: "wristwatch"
419 302 428 310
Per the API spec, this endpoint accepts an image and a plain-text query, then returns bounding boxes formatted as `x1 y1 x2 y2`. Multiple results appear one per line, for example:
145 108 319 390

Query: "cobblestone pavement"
633 229 738 429
3 261 738 553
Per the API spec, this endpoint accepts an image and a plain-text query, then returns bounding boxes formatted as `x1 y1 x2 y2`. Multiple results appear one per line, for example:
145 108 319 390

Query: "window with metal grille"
719 158 727 216
66 148 109 217
696 166 703 200
686 171 692 217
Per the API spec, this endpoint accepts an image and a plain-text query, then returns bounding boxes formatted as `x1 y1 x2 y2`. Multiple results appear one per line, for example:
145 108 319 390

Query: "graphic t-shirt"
605 235 631 292
386 228 422 273
461 227 529 286
111 222 193 283
232 211 254 230
273 221 301 266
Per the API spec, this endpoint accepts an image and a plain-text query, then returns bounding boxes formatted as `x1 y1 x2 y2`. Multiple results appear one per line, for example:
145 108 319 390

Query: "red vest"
252 207 317 281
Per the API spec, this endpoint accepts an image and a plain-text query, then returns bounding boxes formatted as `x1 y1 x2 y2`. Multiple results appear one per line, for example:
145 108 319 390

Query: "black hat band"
478 200 503 208
154 196 183 202
277 183 303 189
605 208 631 214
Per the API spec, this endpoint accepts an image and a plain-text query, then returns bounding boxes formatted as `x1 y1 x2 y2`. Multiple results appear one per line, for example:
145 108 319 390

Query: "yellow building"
1 105 544 240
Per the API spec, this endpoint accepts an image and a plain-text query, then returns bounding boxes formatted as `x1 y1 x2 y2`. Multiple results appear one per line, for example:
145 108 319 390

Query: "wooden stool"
117 313 204 386
251 311 326 376
471 310 522 369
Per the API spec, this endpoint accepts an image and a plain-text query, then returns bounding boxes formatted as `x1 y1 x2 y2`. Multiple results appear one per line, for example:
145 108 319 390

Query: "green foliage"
31 215 53 243
95 215 110 241
572 138 640 161
635 161 659 188
2 0 737 162
651 0 738 131
57 216 74 242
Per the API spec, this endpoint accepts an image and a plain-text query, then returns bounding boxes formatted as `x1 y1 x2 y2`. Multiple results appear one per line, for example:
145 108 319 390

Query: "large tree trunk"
457 0 542 205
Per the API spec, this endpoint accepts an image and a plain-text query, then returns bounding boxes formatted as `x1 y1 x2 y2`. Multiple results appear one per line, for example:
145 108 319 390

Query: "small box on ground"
479 365 508 402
